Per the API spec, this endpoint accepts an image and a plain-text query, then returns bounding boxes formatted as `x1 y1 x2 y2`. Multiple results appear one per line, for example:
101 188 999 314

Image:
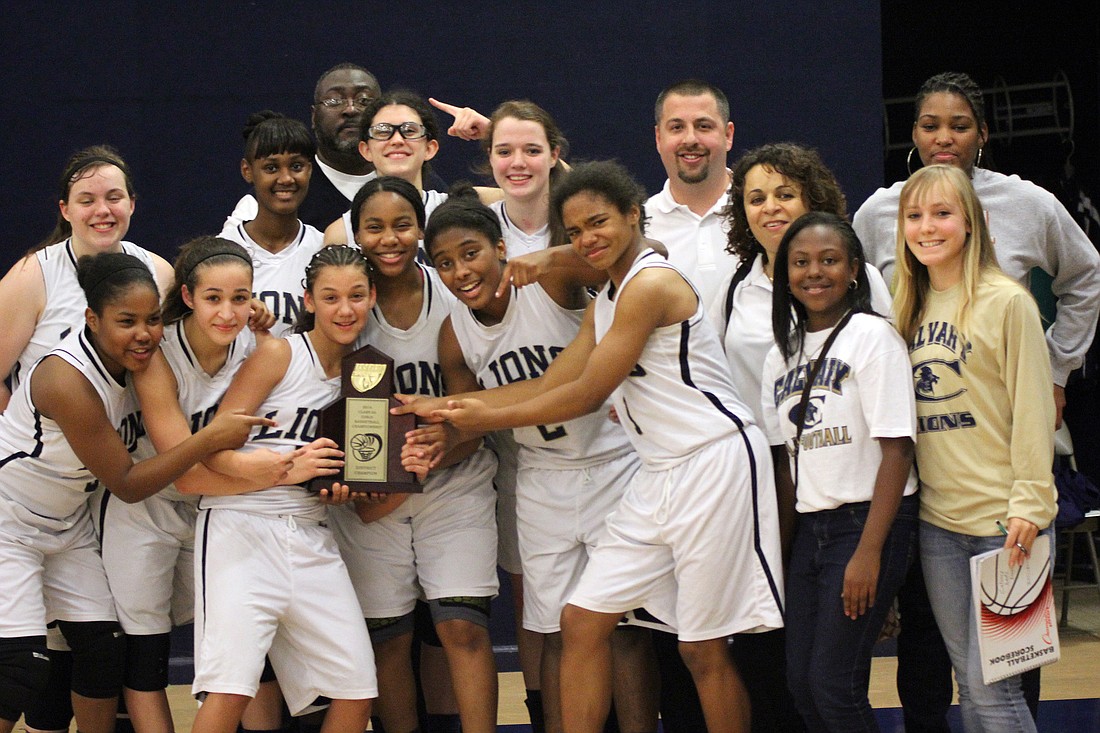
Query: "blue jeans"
785 493 918 732
920 521 1051 733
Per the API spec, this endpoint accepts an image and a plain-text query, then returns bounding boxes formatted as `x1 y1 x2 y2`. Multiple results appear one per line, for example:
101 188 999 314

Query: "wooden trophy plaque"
308 344 420 493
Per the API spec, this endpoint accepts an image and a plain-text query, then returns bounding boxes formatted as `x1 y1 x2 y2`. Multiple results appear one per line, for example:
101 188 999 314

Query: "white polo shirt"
644 178 735 312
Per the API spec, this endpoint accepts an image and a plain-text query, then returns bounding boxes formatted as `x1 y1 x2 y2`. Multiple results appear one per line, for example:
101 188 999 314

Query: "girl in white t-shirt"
761 212 918 732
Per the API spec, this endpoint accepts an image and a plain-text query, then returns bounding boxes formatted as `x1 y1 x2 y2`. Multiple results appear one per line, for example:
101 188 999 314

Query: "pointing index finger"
429 97 459 117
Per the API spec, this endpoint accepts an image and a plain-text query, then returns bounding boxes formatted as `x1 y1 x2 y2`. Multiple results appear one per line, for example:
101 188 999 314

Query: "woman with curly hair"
715 142 891 429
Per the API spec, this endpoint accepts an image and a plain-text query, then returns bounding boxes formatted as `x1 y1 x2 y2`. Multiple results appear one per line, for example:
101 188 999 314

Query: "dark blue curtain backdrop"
1 2 881 271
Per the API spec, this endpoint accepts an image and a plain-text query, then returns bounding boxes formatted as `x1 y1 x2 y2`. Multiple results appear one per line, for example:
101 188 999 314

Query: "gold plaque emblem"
351 363 386 393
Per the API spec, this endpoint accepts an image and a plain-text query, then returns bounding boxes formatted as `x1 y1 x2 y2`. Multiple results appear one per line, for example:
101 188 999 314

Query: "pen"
996 520 1030 557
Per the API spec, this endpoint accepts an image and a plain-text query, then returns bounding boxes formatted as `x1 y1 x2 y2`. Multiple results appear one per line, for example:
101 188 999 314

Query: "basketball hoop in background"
988 71 1074 146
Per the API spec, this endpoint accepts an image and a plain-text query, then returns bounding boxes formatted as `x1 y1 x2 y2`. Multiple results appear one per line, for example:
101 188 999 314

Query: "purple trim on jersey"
0 409 46 471
422 263 435 313
371 262 436 322
74 328 121 387
198 511 212 628
64 239 79 269
170 322 242 372
605 249 664 302
175 323 197 369
676 320 746 430
237 220 307 249
299 333 319 368
676 319 785 616
98 489 113 543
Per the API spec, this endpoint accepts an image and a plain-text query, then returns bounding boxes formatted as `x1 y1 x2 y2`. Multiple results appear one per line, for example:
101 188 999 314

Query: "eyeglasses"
316 94 374 110
367 122 428 141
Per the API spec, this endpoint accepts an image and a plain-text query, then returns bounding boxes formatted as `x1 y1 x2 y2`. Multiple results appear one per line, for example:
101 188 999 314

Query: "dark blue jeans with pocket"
785 493 918 732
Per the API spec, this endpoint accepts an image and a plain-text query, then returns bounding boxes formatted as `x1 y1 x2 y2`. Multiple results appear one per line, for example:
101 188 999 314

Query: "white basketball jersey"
0 328 142 523
358 264 493 490
14 240 156 390
359 264 453 398
133 321 255 502
218 221 323 338
593 250 754 469
450 283 630 468
198 333 332 520
489 200 550 258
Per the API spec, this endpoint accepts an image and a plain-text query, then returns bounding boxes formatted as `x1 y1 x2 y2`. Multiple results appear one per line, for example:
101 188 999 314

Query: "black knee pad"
427 596 491 628
23 647 73 731
414 598 442 647
365 612 415 646
58 620 125 699
0 635 51 722
123 632 171 692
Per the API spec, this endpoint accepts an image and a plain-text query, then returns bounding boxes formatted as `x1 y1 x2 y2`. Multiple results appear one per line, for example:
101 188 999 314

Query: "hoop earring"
906 147 918 176
848 280 858 291
975 147 984 169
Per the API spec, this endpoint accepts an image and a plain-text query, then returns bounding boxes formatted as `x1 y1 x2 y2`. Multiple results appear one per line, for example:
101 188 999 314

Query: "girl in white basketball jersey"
434 100 570 727
326 176 500 733
0 147 173 733
219 112 326 338
0 145 173 411
0 253 262 733
422 191 658 732
189 245 378 733
106 237 340 733
760 213 917 732
399 161 785 733
480 100 567 257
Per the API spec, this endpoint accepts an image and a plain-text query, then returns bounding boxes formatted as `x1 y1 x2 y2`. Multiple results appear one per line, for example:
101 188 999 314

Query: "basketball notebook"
970 534 1060 684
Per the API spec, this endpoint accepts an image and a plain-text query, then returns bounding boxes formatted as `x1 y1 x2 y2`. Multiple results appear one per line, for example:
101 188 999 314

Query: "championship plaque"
308 344 420 493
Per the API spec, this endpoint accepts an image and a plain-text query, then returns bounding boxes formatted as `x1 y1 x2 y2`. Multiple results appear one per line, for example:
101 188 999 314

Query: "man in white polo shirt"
646 79 736 311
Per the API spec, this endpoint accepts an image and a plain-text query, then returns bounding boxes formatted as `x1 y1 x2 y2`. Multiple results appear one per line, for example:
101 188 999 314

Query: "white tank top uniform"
450 282 641 632
218 220 324 338
329 264 499 618
475 200 553 577
569 249 786 642
489 200 551 258
0 328 139 637
13 240 156 390
97 322 254 634
191 333 376 712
